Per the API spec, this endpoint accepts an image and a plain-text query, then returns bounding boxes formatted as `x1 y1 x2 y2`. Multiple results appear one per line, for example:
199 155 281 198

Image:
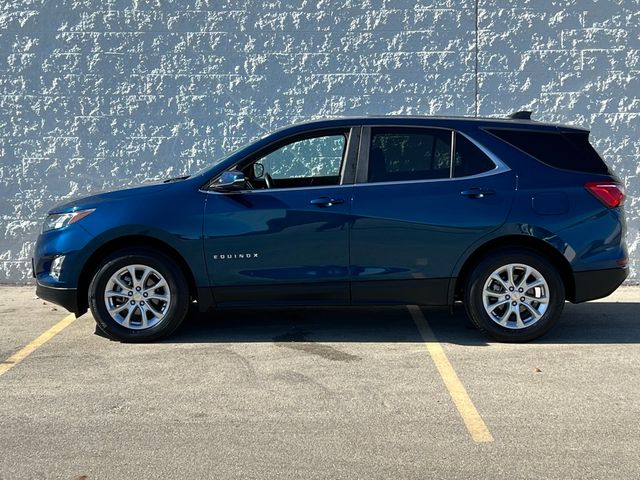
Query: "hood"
49 182 172 214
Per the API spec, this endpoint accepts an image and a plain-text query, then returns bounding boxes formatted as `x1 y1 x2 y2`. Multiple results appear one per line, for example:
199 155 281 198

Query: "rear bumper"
572 267 628 303
36 282 79 314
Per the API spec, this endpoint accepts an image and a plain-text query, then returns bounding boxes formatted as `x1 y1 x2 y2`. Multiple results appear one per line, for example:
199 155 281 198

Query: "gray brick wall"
1 0 638 283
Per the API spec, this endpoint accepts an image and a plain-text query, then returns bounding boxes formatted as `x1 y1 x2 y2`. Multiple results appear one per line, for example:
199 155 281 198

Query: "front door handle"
460 188 495 199
310 197 345 207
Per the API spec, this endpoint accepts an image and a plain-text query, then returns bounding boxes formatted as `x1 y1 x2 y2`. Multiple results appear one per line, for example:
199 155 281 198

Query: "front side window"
368 128 452 183
248 134 347 189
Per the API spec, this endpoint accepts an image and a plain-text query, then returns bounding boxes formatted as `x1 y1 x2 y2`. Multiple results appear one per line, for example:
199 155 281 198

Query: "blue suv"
33 113 628 342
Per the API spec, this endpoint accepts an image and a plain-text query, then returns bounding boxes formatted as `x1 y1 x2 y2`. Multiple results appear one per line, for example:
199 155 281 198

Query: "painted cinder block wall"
0 0 638 282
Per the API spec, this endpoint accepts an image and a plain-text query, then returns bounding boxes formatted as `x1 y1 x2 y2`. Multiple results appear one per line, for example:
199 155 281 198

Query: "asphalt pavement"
1 285 639 479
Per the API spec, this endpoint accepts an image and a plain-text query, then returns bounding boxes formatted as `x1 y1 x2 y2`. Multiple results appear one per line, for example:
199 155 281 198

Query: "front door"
203 128 358 306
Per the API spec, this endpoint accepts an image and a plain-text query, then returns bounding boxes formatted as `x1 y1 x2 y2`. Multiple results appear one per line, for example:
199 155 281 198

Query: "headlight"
43 209 94 233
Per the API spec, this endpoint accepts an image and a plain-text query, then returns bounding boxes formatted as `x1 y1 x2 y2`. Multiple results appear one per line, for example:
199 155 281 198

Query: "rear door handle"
310 197 345 207
460 188 495 198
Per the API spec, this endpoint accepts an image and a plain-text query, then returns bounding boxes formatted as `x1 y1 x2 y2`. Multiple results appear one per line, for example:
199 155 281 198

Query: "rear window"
486 129 609 175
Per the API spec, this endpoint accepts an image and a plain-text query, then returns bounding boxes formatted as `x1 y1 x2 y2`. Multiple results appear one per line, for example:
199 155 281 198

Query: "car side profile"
33 113 628 342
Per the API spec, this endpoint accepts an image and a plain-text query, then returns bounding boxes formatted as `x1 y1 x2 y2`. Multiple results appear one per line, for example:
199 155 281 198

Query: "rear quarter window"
453 134 495 177
486 129 609 175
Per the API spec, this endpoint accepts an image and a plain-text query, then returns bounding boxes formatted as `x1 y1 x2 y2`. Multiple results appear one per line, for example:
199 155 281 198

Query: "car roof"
275 115 590 133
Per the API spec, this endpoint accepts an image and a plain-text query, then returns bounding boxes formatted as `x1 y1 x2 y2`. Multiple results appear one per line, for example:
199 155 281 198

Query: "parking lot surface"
1 285 639 479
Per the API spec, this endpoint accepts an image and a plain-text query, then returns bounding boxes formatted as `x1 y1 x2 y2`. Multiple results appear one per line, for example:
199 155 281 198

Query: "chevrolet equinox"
33 113 628 342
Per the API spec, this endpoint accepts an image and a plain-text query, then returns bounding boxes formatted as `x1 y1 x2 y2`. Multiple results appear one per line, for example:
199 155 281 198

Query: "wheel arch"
453 235 576 303
77 235 199 314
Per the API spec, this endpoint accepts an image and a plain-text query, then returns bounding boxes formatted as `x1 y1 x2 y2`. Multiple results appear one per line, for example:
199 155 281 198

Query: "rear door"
349 126 516 305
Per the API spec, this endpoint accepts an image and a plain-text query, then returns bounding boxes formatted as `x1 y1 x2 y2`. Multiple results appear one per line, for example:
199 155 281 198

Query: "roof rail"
509 111 533 120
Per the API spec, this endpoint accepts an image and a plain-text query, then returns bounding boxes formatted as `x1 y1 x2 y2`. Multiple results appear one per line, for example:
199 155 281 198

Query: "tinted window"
260 134 346 180
368 128 451 182
453 134 495 177
486 129 609 174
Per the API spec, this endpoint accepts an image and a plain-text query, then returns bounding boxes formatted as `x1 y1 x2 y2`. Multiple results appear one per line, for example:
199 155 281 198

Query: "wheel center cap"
133 292 143 302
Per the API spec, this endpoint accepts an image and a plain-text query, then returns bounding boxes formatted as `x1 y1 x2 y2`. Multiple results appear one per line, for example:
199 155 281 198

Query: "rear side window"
453 134 495 177
368 127 451 182
486 129 609 174
367 128 498 183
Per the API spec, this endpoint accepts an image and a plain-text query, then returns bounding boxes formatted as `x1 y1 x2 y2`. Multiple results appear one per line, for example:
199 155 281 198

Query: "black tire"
88 248 190 342
464 248 565 342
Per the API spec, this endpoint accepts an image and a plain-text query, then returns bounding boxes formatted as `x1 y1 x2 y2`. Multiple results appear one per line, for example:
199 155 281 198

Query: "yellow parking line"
408 305 494 443
0 313 77 377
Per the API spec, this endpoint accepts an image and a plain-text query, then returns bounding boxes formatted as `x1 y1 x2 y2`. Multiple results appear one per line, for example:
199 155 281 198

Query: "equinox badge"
213 253 259 260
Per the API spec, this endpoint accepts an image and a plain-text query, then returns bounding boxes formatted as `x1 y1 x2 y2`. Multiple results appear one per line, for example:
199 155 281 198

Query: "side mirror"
253 162 265 178
213 170 247 191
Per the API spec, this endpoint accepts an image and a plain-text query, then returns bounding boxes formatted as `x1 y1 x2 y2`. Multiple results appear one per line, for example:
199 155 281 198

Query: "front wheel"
464 249 565 342
88 248 190 342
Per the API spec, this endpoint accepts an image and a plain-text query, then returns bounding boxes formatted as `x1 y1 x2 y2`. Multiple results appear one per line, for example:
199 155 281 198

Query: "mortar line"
475 0 479 117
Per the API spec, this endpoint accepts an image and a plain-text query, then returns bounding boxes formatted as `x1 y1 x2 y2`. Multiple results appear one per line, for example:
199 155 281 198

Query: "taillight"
585 181 625 208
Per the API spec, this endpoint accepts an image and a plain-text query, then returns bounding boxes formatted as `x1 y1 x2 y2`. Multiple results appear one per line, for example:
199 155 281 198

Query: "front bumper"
572 267 628 303
36 282 79 314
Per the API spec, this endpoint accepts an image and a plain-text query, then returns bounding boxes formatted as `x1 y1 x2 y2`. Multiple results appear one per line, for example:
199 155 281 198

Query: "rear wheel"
88 248 189 342
464 249 565 342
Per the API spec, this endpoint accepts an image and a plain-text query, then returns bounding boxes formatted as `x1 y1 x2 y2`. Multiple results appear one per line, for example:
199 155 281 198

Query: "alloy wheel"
103 264 171 330
482 263 550 330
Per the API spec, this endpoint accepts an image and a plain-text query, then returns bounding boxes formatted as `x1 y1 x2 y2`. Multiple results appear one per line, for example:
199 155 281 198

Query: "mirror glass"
253 162 265 178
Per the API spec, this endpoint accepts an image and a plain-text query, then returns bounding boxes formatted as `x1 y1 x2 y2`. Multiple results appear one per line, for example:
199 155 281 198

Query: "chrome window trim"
200 168 511 194
200 183 355 195
199 123 511 194
355 125 511 186
351 168 510 188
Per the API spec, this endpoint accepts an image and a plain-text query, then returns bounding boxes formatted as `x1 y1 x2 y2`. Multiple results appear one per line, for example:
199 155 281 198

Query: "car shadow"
537 301 640 344
160 301 640 346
